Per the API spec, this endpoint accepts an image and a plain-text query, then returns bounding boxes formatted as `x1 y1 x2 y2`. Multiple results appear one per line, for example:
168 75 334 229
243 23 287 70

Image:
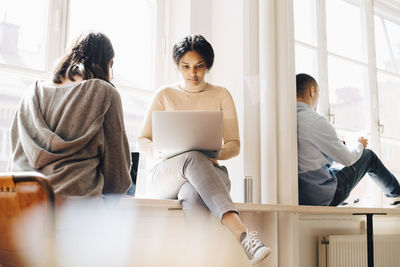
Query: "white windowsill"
119 197 400 216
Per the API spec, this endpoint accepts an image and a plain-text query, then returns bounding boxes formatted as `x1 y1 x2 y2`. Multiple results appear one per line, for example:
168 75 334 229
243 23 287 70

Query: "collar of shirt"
297 101 314 111
178 81 209 93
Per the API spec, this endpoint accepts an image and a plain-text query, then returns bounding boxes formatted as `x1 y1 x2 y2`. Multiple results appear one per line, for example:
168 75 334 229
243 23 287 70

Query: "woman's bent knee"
181 151 211 167
178 182 206 209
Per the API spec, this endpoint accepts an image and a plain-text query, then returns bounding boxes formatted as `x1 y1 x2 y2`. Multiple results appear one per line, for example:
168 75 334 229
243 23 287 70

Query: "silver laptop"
152 110 223 159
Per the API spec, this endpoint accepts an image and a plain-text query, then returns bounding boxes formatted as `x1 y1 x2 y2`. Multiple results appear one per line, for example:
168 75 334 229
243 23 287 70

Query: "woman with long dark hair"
8 32 131 197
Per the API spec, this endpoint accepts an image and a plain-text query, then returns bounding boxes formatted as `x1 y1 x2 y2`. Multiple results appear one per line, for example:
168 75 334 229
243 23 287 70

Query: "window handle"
327 112 335 124
378 121 384 135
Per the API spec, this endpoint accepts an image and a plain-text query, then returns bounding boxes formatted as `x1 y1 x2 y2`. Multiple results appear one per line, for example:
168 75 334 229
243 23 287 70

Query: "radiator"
318 235 400 267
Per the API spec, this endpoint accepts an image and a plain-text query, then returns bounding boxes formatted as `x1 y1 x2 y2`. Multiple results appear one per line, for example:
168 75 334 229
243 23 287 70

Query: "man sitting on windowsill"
296 73 400 207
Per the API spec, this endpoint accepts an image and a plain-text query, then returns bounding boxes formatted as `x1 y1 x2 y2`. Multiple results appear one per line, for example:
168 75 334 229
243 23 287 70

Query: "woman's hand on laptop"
209 158 219 165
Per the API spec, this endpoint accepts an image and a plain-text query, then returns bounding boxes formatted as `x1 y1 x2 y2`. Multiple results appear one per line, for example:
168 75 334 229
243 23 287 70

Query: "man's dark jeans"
330 149 400 206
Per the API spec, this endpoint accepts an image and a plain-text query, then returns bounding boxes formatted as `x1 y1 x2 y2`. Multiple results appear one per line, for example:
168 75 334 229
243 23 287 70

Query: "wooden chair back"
0 172 55 266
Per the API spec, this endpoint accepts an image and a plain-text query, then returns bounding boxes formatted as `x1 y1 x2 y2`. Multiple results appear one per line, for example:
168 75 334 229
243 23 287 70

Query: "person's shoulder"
305 112 333 136
83 79 118 96
297 103 325 125
207 83 228 92
22 80 44 99
157 83 177 92
85 78 115 90
312 115 332 129
206 83 232 98
154 83 181 96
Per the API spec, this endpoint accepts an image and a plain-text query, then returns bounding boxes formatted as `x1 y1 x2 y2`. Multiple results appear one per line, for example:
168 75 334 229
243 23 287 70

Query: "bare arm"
136 90 165 158
216 90 240 160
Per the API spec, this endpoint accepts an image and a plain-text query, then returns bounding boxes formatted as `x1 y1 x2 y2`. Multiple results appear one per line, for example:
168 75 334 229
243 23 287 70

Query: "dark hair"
296 73 318 98
172 34 214 69
52 32 115 84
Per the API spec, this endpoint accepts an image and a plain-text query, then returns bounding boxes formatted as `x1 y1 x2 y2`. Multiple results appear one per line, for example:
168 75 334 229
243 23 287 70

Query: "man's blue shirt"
297 102 364 205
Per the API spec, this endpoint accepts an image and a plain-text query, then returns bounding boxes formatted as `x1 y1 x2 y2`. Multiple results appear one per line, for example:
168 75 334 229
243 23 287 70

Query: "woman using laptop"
137 34 271 265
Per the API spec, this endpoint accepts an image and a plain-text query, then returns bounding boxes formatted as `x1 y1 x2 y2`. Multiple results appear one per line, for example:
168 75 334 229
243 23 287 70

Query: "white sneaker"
388 196 400 207
240 230 272 265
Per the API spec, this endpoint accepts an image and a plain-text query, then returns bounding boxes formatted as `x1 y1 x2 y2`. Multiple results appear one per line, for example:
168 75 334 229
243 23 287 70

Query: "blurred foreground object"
0 172 55 267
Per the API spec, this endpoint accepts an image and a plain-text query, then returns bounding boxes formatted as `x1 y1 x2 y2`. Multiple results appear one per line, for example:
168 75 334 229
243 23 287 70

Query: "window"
0 0 49 172
68 0 156 90
326 0 367 63
0 0 161 172
294 0 318 79
327 57 369 132
67 0 157 153
325 0 369 133
375 14 400 180
0 0 49 70
374 15 400 74
294 0 317 47
294 0 400 207
295 45 318 80
0 71 37 170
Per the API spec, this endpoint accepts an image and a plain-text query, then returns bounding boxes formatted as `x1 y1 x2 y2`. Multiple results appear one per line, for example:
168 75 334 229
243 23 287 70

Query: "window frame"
0 0 166 176
294 0 400 207
0 0 166 94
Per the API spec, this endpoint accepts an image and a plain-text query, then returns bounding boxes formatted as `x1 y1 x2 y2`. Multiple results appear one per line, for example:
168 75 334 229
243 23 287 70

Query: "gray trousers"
150 151 238 221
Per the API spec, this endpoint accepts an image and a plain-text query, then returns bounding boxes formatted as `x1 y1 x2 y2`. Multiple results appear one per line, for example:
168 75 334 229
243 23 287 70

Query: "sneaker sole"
250 247 272 265
391 200 400 206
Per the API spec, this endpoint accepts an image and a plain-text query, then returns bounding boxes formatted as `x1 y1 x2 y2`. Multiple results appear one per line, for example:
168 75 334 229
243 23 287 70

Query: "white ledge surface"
119 197 400 216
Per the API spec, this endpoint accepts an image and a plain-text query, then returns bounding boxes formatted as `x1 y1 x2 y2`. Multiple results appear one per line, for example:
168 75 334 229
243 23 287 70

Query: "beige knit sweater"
137 82 240 160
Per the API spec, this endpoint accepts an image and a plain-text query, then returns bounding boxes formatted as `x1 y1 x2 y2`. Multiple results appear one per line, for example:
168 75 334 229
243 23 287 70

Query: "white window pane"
326 0 366 62
0 0 48 70
380 139 400 176
68 0 155 90
119 92 149 151
377 72 400 139
295 44 318 80
294 0 317 46
119 91 151 197
328 56 369 132
0 71 36 171
374 16 400 74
